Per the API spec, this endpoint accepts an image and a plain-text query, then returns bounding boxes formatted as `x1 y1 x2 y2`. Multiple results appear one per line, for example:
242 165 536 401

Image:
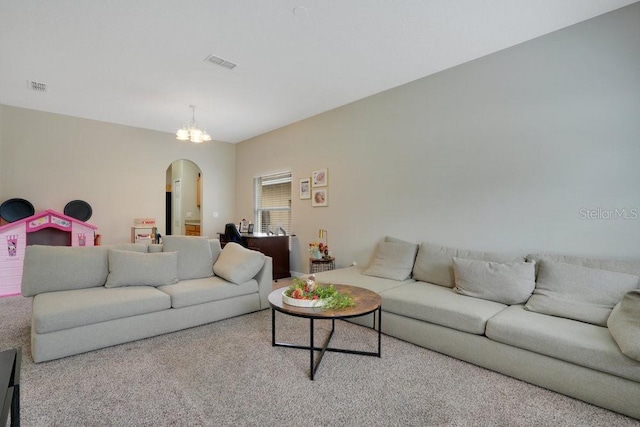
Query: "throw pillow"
162 235 214 280
412 242 524 287
524 260 640 326
213 242 265 285
105 249 178 288
452 257 536 305
363 240 419 281
607 290 640 362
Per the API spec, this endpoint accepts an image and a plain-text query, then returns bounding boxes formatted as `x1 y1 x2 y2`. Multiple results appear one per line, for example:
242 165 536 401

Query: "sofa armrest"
255 256 273 309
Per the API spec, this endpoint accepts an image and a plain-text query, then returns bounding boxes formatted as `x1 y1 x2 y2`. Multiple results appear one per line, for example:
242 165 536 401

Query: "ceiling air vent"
204 54 237 70
27 80 47 92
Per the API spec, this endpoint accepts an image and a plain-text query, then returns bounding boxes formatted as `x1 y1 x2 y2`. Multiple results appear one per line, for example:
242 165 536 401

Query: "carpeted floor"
1 292 639 427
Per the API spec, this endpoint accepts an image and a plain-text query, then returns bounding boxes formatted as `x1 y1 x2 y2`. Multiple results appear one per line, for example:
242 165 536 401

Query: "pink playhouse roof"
0 209 97 233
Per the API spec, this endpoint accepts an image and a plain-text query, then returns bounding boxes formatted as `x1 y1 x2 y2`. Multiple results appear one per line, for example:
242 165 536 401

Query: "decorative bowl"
282 290 326 308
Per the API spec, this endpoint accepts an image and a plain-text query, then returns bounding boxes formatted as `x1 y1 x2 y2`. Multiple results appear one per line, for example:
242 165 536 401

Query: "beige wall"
236 4 640 274
0 106 236 244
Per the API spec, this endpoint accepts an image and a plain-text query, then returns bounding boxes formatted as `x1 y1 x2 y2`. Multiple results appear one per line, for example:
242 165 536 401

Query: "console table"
0 348 21 427
219 233 290 280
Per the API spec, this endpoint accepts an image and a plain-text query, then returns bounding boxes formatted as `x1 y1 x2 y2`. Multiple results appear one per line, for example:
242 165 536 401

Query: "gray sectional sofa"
21 236 273 363
314 237 640 419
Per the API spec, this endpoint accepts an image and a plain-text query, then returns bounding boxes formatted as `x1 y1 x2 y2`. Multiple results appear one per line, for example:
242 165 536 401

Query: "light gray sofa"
21 236 273 363
314 238 640 420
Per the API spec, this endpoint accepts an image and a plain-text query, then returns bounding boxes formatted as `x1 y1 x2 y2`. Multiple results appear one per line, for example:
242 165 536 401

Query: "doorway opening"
165 160 202 236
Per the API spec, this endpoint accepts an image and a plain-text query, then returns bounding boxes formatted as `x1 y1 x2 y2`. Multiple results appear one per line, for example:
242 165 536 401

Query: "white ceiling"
0 0 636 143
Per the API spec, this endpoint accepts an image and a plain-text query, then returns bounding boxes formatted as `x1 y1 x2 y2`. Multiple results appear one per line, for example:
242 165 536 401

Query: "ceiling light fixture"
176 105 211 143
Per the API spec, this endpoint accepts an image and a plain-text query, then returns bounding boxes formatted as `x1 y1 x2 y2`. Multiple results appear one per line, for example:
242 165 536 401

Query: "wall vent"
204 54 237 70
27 80 47 92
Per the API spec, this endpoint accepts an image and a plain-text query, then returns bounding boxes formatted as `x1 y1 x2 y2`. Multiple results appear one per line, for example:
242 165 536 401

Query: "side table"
309 257 335 274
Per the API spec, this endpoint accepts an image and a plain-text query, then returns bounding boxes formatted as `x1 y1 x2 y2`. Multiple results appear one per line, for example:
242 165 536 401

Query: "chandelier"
176 105 212 143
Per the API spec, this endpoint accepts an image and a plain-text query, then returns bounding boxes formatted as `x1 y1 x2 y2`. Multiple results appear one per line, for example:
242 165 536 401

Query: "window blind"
254 171 291 234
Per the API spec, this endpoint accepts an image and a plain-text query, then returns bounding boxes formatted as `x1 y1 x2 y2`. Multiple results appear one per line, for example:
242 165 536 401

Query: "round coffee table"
269 284 382 380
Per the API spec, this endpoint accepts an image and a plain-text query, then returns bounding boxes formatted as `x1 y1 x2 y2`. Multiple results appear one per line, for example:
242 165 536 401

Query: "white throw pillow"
363 240 418 281
105 249 178 288
525 260 639 326
452 257 536 305
213 242 265 285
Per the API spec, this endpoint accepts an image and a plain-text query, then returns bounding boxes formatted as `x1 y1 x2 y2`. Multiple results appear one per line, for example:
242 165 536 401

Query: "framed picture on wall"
312 188 328 207
300 178 311 199
312 169 328 187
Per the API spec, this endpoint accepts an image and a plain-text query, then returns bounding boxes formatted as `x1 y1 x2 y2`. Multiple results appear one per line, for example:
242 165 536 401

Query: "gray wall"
236 3 640 274
0 106 236 244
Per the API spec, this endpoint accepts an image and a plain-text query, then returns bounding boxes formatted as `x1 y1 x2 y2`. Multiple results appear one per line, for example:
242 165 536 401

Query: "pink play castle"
0 209 97 297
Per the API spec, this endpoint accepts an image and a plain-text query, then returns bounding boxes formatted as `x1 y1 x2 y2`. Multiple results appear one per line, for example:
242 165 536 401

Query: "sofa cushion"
608 290 640 362
412 242 524 288
105 249 178 288
524 260 639 326
381 281 508 335
158 276 259 309
33 286 171 334
314 266 413 294
21 246 110 296
162 235 213 280
452 257 536 305
363 239 418 281
107 243 149 253
486 305 640 383
209 239 223 264
213 242 265 285
527 253 640 277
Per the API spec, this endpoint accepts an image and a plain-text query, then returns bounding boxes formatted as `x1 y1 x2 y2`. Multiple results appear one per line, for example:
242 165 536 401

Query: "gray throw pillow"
162 235 214 280
452 257 536 305
213 242 265 285
607 290 640 362
105 249 178 288
525 260 640 326
412 242 524 288
363 240 418 281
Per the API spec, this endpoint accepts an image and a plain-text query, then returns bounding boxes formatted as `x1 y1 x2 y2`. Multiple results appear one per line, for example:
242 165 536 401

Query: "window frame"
253 170 292 235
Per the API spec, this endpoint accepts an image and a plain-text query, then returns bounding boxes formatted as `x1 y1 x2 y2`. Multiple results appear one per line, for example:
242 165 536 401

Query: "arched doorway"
165 159 202 236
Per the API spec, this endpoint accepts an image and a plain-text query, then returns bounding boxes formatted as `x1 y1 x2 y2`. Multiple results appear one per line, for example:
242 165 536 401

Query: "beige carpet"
1 292 639 426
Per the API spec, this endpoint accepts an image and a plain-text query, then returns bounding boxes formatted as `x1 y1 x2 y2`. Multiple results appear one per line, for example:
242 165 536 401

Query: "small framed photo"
312 188 328 207
247 223 254 233
300 177 311 199
312 169 328 187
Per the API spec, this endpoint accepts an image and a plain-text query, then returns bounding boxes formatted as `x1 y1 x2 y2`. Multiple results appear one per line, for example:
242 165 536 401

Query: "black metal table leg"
310 319 314 380
377 306 382 357
271 308 276 346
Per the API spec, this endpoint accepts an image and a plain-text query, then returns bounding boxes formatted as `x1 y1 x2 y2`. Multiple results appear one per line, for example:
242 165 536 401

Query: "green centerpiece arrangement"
283 276 355 310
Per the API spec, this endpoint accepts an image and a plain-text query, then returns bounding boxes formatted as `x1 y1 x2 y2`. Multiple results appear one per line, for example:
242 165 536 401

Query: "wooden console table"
219 233 290 280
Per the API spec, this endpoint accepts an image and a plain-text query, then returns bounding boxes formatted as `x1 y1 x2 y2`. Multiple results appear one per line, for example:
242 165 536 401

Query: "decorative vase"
311 248 322 259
